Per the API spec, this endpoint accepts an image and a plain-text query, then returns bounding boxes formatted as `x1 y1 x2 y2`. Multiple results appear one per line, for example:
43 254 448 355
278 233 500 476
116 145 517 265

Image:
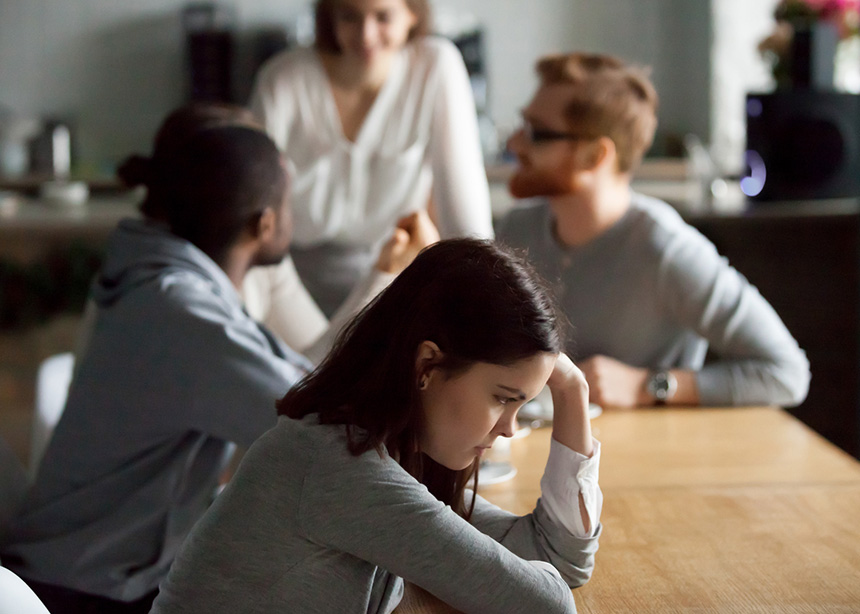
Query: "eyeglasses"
521 118 591 145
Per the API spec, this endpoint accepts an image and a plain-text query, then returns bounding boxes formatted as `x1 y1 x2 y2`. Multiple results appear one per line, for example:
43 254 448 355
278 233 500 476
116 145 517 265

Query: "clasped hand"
579 354 648 408
375 210 440 274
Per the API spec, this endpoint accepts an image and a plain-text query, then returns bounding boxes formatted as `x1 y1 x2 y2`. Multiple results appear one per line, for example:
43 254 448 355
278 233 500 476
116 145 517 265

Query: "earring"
418 377 428 390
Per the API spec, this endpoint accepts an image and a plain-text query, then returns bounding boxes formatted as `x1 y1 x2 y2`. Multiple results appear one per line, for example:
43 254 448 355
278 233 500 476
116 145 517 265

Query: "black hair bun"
116 155 153 188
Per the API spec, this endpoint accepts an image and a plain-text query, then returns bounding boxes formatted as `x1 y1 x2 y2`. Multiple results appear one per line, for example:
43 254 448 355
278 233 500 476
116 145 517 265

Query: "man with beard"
498 53 810 409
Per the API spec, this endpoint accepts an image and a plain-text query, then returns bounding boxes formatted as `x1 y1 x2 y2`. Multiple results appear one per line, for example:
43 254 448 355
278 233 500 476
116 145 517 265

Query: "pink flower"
776 0 860 37
802 0 857 11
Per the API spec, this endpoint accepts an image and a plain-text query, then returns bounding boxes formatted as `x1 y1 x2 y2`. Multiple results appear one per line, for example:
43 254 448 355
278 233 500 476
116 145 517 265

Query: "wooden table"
690 205 860 459
397 407 860 613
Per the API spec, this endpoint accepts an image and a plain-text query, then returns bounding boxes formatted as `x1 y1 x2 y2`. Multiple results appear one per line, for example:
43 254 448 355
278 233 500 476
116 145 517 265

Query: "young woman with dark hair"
246 0 493 320
152 239 602 614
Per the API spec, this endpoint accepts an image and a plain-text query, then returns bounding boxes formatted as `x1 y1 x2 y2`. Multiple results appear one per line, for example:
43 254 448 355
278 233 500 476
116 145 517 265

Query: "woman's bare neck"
318 51 393 141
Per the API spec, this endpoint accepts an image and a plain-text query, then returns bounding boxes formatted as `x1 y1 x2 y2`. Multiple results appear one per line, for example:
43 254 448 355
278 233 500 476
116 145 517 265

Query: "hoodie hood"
92 218 238 309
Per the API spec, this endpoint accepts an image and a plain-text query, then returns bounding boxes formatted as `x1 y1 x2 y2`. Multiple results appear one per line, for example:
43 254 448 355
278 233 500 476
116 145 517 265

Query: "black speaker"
183 3 235 103
744 91 860 201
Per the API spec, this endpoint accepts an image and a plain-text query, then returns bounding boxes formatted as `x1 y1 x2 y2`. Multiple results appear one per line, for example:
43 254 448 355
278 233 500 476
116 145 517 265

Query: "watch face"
648 371 676 401
649 377 669 400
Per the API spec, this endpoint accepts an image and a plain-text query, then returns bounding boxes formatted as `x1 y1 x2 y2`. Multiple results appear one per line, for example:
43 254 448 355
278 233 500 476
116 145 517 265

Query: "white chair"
30 352 74 476
0 567 50 613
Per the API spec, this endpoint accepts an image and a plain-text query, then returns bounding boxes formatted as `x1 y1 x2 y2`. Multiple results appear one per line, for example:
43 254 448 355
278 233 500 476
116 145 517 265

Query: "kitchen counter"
0 193 139 263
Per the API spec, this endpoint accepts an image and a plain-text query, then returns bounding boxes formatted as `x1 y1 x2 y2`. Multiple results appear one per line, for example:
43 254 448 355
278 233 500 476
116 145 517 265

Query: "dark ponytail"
118 103 261 222
116 154 152 189
117 104 285 262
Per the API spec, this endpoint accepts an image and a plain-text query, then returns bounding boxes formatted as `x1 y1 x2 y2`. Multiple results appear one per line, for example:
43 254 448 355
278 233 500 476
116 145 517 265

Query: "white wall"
565 0 712 155
0 0 712 173
1 0 187 175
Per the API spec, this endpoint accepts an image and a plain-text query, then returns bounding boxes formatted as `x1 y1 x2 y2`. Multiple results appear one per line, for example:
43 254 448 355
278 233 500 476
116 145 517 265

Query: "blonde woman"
246 0 493 320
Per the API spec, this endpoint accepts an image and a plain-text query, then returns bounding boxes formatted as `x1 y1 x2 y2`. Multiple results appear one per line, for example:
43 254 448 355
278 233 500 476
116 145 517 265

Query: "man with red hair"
499 52 810 409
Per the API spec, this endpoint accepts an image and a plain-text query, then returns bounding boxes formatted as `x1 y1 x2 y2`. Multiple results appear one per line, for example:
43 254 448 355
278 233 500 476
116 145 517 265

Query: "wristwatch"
647 370 678 405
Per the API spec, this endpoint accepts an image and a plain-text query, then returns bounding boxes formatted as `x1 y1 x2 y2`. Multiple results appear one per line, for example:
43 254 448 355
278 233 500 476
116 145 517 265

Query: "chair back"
31 352 74 476
0 436 29 542
0 567 50 613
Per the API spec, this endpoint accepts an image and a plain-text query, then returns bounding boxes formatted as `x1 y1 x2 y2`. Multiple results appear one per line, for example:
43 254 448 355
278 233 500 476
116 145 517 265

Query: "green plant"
0 244 103 329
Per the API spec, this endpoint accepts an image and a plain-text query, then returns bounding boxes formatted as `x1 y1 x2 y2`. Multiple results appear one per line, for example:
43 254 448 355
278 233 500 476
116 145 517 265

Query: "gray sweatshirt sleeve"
158 280 305 447
658 224 810 407
300 446 584 614
468 493 600 588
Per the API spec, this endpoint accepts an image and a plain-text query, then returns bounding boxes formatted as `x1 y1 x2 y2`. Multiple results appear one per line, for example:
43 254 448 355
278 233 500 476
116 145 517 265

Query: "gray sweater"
151 415 600 614
1 219 309 601
498 193 810 407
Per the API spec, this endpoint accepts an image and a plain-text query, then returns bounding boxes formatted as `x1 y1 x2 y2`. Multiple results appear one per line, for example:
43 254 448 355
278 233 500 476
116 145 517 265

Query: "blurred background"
1 0 720 178
3 0 860 466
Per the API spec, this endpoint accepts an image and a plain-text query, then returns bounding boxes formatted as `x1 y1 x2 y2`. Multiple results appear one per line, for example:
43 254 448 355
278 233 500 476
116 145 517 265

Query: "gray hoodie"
1 218 309 601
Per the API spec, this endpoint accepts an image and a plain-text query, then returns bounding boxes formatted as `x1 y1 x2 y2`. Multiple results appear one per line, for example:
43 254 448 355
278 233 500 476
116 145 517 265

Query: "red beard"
508 166 574 199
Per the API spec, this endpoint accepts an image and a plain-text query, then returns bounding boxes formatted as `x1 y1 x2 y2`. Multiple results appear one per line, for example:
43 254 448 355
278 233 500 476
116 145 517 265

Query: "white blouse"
243 258 394 364
250 37 494 248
